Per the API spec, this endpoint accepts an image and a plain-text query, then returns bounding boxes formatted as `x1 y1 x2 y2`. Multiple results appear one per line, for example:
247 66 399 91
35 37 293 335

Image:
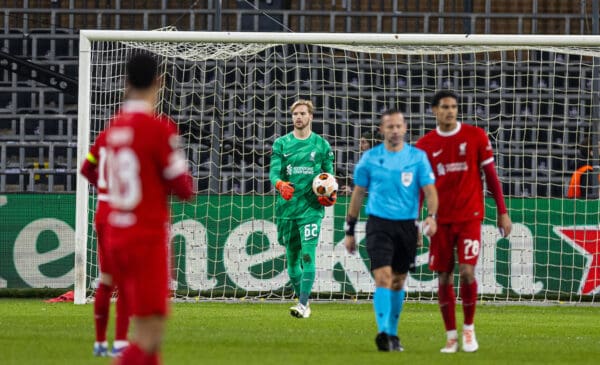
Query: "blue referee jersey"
353 143 435 220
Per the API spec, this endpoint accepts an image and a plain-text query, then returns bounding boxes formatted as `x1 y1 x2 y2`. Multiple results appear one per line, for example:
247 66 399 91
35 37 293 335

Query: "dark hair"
380 108 403 119
362 131 374 140
126 53 158 89
431 90 459 108
361 131 382 149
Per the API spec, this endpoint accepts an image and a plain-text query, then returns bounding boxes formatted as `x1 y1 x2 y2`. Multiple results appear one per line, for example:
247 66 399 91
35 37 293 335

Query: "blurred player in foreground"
104 53 194 365
81 126 130 357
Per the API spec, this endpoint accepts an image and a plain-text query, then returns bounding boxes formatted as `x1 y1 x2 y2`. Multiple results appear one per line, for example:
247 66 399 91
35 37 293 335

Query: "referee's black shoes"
389 335 404 352
375 332 391 351
375 332 404 352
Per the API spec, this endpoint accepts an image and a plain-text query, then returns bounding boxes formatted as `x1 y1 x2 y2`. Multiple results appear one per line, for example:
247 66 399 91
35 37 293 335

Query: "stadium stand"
0 1 597 194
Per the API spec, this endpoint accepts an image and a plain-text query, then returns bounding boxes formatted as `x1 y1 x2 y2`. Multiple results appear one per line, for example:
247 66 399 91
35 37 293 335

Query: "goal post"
74 34 92 305
75 30 600 305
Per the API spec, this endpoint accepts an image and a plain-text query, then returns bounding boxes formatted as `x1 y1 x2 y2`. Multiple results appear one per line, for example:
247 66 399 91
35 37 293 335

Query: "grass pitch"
0 299 598 365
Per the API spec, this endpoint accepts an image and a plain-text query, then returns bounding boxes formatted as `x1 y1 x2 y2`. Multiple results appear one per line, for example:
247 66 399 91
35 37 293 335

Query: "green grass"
0 299 599 365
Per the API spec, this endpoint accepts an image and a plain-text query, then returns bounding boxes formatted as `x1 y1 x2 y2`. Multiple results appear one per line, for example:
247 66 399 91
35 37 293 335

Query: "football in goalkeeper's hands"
312 173 338 197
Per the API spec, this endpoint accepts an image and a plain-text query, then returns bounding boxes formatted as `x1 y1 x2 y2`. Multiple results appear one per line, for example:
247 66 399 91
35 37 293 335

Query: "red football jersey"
104 100 193 230
416 122 494 224
81 130 111 225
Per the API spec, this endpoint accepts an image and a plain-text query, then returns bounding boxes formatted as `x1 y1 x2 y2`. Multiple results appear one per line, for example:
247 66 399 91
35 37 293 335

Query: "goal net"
75 31 600 305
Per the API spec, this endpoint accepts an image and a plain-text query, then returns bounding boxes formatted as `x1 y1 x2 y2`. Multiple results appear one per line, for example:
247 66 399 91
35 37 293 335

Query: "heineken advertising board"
1 194 598 297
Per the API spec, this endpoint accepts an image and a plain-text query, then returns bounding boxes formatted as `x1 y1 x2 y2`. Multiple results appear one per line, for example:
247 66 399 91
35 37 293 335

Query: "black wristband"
427 213 437 220
344 216 357 236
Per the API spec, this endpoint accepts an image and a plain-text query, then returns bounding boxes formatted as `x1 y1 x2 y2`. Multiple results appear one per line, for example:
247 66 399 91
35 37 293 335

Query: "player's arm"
269 140 294 200
344 152 371 253
80 152 99 186
421 184 438 237
167 171 194 201
344 185 366 254
416 148 437 237
482 161 512 237
164 154 194 201
477 128 511 237
161 125 194 201
80 132 105 187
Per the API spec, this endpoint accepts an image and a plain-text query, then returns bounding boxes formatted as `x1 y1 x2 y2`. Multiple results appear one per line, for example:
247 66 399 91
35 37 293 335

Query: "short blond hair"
290 99 314 114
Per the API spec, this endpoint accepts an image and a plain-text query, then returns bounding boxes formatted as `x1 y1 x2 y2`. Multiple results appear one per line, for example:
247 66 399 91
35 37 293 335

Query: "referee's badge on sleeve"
401 172 413 187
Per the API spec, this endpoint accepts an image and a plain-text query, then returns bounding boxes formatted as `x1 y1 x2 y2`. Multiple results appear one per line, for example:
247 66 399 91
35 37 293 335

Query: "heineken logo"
0 194 598 298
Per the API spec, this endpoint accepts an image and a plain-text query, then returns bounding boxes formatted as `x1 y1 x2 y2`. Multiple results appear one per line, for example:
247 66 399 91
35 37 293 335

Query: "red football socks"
115 289 130 341
438 283 457 331
94 283 112 342
461 280 478 326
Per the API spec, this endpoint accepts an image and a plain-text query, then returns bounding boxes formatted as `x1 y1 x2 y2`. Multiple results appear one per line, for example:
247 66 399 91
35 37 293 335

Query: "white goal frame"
75 31 600 305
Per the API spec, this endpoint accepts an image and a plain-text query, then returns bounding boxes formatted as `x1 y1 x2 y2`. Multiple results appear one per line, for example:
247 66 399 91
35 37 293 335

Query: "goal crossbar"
80 30 600 46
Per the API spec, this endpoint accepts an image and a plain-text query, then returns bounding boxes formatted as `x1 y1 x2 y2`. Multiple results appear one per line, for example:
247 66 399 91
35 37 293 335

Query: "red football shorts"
428 219 482 273
109 226 170 317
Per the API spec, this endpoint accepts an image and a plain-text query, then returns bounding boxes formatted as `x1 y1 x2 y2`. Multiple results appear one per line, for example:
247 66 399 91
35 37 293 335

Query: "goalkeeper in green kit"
269 99 336 318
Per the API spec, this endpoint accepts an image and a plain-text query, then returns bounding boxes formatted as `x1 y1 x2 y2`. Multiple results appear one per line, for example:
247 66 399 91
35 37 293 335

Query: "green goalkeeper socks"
289 273 302 298
299 271 315 305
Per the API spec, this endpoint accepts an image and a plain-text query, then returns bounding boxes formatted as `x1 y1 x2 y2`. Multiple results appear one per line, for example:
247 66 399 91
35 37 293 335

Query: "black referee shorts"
366 215 418 274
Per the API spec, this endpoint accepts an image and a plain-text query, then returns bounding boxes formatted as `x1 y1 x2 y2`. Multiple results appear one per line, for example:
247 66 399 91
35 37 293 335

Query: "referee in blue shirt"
344 109 438 352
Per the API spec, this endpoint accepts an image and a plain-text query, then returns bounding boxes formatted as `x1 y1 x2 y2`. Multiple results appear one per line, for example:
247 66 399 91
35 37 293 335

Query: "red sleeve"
80 158 98 186
478 127 495 166
157 118 194 201
79 131 105 187
169 173 194 201
483 162 507 215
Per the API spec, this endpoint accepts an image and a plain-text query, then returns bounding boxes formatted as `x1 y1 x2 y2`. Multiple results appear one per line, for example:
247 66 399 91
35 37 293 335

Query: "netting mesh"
81 34 600 303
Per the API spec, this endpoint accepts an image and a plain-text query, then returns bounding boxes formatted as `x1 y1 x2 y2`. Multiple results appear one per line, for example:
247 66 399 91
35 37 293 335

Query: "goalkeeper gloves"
317 191 337 207
275 180 295 200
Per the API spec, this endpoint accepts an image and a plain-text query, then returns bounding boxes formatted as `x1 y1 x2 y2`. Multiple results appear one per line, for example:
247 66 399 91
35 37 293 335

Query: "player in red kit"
416 90 512 354
80 129 130 357
105 53 194 365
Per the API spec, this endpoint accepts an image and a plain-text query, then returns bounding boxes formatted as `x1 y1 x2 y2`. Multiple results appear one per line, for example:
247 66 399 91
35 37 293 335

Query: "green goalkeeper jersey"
269 132 334 220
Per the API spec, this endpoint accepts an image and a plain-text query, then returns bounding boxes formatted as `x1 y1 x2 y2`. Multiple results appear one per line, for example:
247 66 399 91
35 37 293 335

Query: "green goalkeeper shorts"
277 216 322 249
